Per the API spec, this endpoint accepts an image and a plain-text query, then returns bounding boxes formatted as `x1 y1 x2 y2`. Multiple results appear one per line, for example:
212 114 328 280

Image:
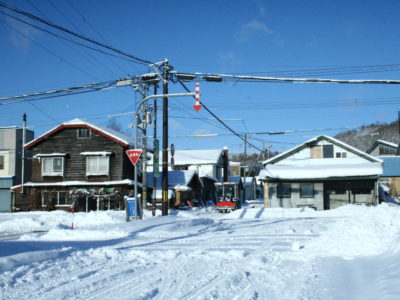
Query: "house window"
77 129 91 138
300 183 314 198
58 192 70 205
379 145 397 156
42 191 72 207
277 183 291 198
335 152 347 158
323 145 334 158
42 157 64 176
310 145 322 159
0 155 4 169
174 165 188 171
86 155 109 176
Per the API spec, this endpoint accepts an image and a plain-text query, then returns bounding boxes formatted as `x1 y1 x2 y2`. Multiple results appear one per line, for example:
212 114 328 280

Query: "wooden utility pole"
141 85 148 210
152 85 157 216
162 59 169 216
20 113 26 210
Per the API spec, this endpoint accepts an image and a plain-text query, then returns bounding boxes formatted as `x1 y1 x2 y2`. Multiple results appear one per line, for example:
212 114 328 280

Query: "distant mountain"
335 121 399 151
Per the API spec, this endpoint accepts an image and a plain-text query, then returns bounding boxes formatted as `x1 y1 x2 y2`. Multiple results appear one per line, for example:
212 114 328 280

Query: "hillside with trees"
335 120 399 151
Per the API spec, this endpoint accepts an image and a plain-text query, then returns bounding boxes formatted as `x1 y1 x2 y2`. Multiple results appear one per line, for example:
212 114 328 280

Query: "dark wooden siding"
31 128 134 182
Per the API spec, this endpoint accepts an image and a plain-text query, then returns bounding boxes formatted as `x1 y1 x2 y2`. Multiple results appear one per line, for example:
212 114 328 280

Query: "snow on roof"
147 170 197 190
149 149 223 165
11 179 139 191
367 139 398 153
263 135 381 165
35 153 68 157
259 161 383 180
242 177 255 184
375 140 398 148
25 118 134 149
80 152 112 156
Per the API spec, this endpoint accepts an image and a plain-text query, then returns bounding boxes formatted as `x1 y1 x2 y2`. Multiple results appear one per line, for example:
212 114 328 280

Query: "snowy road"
1 204 400 299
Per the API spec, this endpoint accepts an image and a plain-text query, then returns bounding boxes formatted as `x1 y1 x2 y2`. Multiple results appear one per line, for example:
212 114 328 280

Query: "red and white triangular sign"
126 149 142 166
193 82 202 112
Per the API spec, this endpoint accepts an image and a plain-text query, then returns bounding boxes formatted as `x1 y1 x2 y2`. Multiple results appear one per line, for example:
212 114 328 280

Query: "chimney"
222 147 229 182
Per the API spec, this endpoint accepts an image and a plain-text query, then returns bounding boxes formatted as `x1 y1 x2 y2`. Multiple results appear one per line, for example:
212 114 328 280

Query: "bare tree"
106 118 124 134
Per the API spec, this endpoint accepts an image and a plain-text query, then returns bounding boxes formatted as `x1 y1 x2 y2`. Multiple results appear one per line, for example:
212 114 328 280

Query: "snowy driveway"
1 204 400 300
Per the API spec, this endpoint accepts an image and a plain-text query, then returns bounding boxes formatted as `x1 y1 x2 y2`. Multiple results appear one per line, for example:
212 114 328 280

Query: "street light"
133 91 196 216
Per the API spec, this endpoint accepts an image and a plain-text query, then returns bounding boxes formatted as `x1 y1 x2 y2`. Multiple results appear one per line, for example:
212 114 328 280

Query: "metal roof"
381 157 400 177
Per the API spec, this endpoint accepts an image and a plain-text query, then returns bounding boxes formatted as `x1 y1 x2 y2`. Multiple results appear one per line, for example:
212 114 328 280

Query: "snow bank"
0 210 125 234
1 204 400 300
304 204 400 258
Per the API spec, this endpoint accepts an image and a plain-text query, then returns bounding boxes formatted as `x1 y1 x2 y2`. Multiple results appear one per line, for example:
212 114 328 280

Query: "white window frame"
41 156 64 177
300 183 315 198
335 152 347 158
41 191 71 207
85 155 110 176
77 128 91 138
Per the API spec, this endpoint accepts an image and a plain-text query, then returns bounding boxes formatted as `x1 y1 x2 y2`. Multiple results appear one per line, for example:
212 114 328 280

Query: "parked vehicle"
215 182 241 213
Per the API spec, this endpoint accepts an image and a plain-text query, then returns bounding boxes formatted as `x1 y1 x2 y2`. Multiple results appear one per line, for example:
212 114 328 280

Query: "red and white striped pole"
71 206 74 230
193 82 202 112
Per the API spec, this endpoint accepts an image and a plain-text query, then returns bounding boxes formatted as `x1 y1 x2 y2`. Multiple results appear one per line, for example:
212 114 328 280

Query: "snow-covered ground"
1 202 400 300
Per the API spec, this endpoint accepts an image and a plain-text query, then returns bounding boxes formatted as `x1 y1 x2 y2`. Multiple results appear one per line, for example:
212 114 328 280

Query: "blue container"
125 197 141 221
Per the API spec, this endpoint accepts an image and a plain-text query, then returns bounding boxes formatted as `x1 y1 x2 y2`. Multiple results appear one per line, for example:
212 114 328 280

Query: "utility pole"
244 133 247 159
141 85 148 210
152 85 157 216
397 111 400 156
162 59 169 216
134 110 143 219
20 113 26 209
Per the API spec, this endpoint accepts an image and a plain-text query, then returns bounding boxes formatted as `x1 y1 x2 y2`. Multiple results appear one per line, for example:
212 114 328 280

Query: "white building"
0 127 34 212
259 135 383 210
147 148 229 202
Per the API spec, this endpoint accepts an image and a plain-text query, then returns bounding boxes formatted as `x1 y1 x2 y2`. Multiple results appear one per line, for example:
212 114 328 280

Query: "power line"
168 97 227 132
29 102 60 124
0 1 153 65
177 80 264 152
0 80 116 103
0 17 103 81
173 71 400 85
65 0 131 75
192 96 400 111
229 64 400 77
46 0 122 78
170 125 359 139
0 10 139 64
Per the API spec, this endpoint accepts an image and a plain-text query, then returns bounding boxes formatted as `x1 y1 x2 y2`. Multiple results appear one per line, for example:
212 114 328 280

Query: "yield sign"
126 149 142 166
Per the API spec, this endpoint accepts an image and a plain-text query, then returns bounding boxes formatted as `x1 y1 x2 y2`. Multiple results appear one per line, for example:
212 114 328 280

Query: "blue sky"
1 0 400 153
